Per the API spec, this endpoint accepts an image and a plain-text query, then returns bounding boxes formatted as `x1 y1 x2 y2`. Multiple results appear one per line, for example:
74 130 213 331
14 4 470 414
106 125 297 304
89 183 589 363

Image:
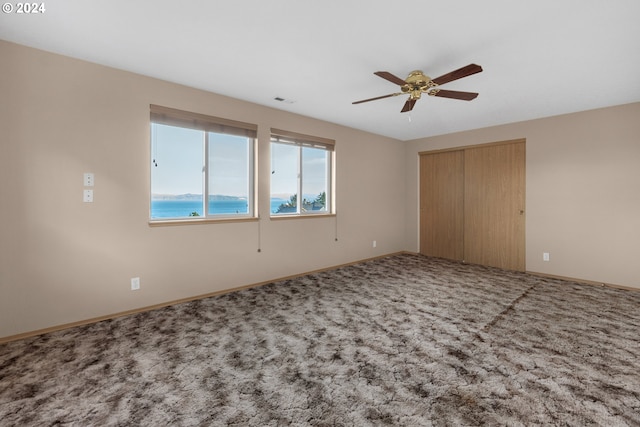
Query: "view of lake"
151 198 287 218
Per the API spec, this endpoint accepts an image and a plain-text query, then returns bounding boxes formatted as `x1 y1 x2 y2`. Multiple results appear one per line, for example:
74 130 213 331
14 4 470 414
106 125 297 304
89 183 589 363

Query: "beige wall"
0 41 406 339
404 102 640 289
2 39 638 340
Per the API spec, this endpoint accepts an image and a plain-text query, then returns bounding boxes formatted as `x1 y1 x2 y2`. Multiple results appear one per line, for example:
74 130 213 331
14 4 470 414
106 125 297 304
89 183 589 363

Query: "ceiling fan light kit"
353 63 483 113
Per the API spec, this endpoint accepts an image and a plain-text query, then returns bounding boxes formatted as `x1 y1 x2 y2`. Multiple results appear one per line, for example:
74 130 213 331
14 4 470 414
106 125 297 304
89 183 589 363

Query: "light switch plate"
83 173 94 187
83 189 93 203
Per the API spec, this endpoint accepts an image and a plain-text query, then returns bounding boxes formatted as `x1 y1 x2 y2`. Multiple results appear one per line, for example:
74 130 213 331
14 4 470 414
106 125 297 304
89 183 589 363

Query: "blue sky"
151 124 328 198
151 124 203 195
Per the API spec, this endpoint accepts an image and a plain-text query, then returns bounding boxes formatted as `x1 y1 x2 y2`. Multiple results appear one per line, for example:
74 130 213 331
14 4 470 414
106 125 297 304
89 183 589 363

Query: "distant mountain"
210 194 247 201
152 193 201 201
151 194 246 201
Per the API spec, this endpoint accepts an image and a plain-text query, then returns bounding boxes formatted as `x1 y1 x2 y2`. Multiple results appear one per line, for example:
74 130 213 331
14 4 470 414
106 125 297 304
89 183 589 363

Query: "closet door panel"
419 151 464 260
464 142 525 270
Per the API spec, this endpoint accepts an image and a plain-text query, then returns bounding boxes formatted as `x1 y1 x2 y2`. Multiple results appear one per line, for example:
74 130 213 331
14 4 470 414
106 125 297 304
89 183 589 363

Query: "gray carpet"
1 254 640 426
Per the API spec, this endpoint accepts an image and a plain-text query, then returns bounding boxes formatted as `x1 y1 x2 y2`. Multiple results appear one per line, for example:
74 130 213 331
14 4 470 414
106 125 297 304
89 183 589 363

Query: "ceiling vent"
274 96 296 104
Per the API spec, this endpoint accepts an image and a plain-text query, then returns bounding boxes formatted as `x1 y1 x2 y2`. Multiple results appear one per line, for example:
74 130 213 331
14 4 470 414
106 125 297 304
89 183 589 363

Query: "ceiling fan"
353 63 483 113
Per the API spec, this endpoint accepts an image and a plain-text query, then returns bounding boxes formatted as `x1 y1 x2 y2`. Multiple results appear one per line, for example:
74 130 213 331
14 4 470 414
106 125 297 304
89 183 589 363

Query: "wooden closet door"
420 150 464 260
464 141 525 271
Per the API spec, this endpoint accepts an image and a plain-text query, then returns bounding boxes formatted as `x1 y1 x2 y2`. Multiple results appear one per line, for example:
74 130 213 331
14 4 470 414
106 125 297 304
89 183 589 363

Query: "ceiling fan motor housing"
402 71 438 100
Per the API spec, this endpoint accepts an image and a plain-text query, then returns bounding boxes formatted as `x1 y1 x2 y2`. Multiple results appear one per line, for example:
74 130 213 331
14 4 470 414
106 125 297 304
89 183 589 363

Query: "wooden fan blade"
352 93 401 104
431 89 479 101
401 98 417 113
431 64 483 86
374 71 408 86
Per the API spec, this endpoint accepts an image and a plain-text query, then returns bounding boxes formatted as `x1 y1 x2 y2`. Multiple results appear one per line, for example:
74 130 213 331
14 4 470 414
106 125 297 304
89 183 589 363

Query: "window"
270 128 334 216
150 105 256 221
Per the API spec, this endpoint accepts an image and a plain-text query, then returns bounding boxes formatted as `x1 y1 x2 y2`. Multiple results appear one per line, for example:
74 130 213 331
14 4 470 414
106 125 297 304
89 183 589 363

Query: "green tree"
276 194 297 213
276 192 326 213
314 191 326 207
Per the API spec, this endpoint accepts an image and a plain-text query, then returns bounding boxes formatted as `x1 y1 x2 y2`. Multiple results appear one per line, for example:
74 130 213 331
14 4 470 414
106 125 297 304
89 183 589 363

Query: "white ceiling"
2 0 640 141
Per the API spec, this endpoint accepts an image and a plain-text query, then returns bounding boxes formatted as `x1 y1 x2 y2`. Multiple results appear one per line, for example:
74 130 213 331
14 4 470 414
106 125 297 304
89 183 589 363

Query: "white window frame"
270 128 335 217
150 105 257 223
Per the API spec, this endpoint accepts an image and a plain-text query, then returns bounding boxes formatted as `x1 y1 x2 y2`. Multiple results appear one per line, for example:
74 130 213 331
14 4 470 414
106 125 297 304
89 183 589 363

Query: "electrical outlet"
543 252 550 262
131 277 140 290
372 240 377 248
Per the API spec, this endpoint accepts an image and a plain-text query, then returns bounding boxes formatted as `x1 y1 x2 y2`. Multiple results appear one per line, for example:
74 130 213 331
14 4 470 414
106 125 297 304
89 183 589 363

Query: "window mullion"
203 131 209 217
248 138 255 217
297 146 303 214
326 150 332 213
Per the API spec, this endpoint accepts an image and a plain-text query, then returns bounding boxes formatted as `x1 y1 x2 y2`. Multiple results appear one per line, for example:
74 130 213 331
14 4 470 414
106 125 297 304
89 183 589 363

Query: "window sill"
149 217 259 227
270 213 336 221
